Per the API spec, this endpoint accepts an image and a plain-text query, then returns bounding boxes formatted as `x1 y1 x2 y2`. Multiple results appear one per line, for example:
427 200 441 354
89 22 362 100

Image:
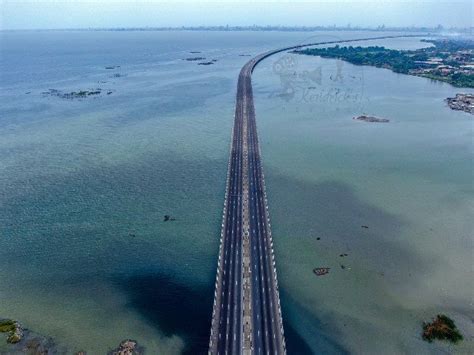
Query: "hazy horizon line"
1 24 472 33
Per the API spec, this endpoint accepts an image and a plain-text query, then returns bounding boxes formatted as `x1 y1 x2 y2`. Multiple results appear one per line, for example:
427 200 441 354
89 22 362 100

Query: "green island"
294 39 474 88
422 314 463 344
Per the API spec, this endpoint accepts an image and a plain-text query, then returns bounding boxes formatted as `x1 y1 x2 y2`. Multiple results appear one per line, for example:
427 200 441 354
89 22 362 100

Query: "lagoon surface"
0 31 473 354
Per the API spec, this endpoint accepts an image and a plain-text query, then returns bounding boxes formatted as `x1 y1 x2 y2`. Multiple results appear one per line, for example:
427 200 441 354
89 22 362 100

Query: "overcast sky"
1 0 472 30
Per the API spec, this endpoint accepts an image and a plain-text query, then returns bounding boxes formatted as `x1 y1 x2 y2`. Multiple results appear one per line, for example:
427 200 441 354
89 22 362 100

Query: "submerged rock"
313 267 330 276
422 314 463 343
198 61 215 66
0 318 64 352
353 115 390 123
108 339 144 355
23 336 57 353
0 318 143 353
0 319 23 344
42 88 105 100
163 215 176 222
184 57 205 61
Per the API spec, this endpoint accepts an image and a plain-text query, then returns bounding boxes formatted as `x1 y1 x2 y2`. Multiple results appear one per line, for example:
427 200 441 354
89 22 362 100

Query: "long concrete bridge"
208 34 422 355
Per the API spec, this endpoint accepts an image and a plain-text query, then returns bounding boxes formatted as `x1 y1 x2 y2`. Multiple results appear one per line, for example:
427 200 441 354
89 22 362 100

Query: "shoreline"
294 39 474 88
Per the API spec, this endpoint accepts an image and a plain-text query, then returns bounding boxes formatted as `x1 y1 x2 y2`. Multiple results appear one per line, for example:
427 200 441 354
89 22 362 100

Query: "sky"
0 0 472 30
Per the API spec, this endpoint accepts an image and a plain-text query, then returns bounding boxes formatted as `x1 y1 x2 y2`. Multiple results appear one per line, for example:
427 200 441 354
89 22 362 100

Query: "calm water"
0 31 472 354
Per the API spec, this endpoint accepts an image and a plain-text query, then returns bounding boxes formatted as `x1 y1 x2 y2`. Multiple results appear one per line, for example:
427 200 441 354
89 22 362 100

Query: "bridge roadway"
209 34 420 355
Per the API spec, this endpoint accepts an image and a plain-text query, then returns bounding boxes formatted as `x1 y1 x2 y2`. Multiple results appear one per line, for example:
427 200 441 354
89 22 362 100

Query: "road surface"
208 34 421 355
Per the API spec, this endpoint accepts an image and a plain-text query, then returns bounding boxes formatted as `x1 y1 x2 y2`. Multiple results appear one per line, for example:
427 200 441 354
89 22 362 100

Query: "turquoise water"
253 42 474 354
0 31 472 354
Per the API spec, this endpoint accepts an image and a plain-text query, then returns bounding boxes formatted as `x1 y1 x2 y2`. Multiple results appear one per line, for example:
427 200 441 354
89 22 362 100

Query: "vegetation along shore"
294 39 474 88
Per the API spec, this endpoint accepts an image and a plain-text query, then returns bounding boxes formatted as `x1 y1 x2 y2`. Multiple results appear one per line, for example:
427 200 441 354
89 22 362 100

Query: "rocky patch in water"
198 61 215 66
446 93 474 115
422 314 463 343
184 57 206 61
313 267 330 276
1 318 145 354
108 339 144 355
42 88 109 99
0 319 23 344
353 115 390 123
163 215 176 222
184 57 218 65
0 318 63 353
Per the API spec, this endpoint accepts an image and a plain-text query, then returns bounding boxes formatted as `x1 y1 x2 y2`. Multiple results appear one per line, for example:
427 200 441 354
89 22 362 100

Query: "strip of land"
294 39 474 88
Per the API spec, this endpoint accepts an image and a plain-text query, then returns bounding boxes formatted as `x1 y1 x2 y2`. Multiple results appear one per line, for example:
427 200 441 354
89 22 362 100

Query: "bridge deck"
209 34 420 355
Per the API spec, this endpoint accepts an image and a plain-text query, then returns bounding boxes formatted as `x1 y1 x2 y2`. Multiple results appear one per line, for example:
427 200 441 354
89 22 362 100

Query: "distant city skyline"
1 0 472 30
